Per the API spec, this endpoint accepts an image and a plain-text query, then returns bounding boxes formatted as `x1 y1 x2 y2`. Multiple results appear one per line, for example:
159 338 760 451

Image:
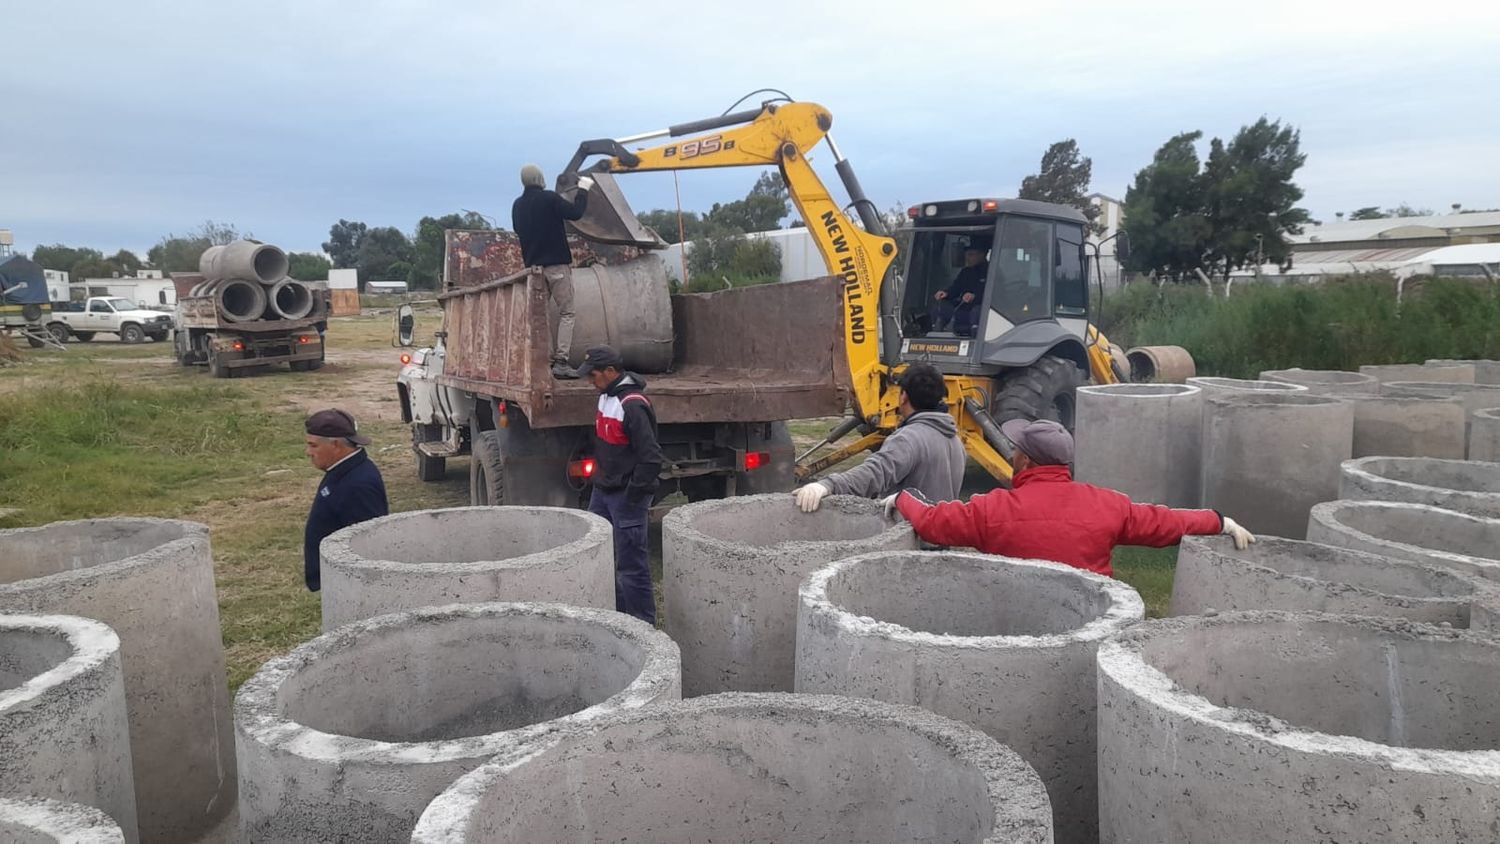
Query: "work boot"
551 362 580 380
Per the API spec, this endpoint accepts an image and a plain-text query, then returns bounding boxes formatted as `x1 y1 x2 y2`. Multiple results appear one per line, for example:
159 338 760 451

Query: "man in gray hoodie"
794 363 966 511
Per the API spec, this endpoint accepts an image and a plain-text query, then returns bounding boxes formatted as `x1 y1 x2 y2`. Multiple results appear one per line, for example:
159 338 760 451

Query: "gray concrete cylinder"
319 506 614 630
795 551 1142 844
1258 368 1378 396
1348 395 1467 458
206 278 269 323
555 256 674 373
198 239 289 284
0 614 137 842
1340 455 1500 519
1171 534 1494 626
1125 345 1196 383
1361 361 1475 383
1470 407 1500 462
0 797 126 844
1201 393 1353 539
1307 500 1500 582
0 518 234 842
1186 376 1309 398
1075 383 1202 507
1382 382 1500 437
411 692 1054 844
1098 613 1500 843
234 602 680 844
1426 358 1500 384
266 278 315 320
663 494 916 696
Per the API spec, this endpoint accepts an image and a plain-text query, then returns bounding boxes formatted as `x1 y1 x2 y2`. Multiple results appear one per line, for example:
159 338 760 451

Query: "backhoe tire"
994 354 1081 432
470 430 505 506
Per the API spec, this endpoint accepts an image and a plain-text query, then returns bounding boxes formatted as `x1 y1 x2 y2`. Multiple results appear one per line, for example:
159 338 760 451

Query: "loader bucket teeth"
562 172 667 249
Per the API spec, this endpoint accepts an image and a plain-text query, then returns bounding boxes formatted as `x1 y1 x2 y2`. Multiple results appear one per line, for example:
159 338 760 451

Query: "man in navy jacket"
303 409 389 592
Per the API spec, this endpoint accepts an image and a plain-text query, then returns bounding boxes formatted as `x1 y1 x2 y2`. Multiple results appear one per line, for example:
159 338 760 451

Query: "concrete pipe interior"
1189 376 1308 393
1077 383 1198 399
1319 501 1500 567
1 520 192 583
1351 456 1500 494
1135 615 1500 751
269 280 314 320
273 606 656 742
820 553 1118 637
0 797 124 844
342 507 595 565
217 279 267 321
683 496 894 548
0 627 76 692
251 245 289 283
413 694 1050 844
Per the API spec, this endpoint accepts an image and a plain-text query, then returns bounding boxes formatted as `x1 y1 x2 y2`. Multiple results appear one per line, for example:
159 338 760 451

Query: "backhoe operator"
885 418 1257 576
930 243 988 336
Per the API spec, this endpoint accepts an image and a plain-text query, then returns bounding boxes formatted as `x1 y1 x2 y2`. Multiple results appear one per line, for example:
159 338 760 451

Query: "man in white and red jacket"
580 345 663 623
888 418 1256 577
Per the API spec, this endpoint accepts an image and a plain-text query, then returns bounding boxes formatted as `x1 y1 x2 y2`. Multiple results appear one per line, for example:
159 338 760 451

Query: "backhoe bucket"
561 172 667 249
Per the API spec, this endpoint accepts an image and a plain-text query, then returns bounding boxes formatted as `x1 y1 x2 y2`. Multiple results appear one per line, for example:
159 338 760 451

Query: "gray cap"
1000 418 1073 465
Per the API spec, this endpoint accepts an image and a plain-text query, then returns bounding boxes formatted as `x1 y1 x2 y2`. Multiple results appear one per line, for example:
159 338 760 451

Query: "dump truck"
396 230 847 506
171 240 330 377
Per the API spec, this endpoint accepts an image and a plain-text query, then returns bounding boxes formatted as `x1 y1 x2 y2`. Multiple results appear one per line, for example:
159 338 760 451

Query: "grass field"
1 311 1176 689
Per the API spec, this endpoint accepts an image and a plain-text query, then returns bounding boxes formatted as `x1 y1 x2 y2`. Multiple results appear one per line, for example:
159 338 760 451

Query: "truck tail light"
400 353 412 365
743 451 770 471
232 340 244 352
568 458 596 480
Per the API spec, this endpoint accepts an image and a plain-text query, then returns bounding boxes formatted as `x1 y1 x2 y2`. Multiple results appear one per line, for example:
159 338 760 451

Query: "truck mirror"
396 304 415 347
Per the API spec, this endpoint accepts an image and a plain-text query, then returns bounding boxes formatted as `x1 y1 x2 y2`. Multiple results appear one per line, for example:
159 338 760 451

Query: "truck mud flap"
564 173 666 249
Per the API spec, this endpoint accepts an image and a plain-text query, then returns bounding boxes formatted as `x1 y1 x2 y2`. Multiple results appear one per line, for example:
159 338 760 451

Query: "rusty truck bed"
437 269 851 429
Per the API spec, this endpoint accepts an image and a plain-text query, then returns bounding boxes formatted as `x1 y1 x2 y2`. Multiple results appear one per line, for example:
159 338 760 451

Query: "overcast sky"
4 0 1497 258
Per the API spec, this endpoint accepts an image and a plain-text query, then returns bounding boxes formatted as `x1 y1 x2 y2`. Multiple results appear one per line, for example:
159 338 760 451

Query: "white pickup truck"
46 296 176 344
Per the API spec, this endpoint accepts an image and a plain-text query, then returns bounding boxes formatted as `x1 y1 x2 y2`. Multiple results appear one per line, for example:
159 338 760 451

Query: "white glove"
881 492 901 520
1221 516 1256 551
794 482 831 513
576 175 596 192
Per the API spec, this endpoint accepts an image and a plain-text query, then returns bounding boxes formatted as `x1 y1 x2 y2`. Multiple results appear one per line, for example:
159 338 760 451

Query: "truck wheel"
26 335 44 348
208 350 232 379
147 332 167 343
120 324 145 344
73 332 95 342
416 451 447 482
470 430 505 505
994 354 1081 432
46 323 70 344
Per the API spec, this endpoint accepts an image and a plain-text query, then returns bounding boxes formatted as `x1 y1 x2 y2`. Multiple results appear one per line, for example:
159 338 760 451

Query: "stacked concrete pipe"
1346 394 1466 458
1257 368 1378 396
1124 345 1196 383
663 494 915 695
411 693 1054 844
1171 534 1497 626
795 551 1142 844
197 240 317 321
1427 358 1500 385
1307 500 1500 582
1201 392 1353 539
1098 612 1500 842
1340 455 1500 519
234 602 680 843
1382 381 1500 440
199 240 289 284
0 797 126 844
319 506 614 630
0 519 234 842
0 614 137 842
1185 376 1309 399
1360 361 1475 384
1075 383 1202 507
1471 407 1500 462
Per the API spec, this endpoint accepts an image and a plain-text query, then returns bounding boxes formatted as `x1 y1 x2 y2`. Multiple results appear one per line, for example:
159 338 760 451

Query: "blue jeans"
588 486 656 625
930 299 978 336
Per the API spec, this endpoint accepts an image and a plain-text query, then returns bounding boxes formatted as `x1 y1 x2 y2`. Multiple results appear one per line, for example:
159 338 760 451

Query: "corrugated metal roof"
1290 211 1500 244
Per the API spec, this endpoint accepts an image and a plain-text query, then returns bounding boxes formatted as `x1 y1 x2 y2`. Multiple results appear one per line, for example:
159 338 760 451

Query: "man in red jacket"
888 418 1255 577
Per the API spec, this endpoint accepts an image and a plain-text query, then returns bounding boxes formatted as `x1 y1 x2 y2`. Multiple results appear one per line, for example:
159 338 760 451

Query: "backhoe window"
1055 224 1086 317
993 218 1051 324
898 229 993 338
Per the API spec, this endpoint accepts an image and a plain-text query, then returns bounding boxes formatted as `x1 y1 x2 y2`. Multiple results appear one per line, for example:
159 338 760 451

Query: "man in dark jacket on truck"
888 418 1256 577
793 363 966 512
512 163 593 379
580 345 663 624
302 409 389 592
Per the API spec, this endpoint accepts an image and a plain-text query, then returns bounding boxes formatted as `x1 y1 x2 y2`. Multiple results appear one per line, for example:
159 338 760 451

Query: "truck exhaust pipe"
212 279 268 323
199 240 290 284
267 279 315 320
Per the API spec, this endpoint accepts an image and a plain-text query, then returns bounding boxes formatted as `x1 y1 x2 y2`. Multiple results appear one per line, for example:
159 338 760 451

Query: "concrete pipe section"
0 614 137 842
1098 612 1500 842
266 278 315 320
663 494 916 696
1307 500 1500 582
0 797 126 844
1185 376 1308 398
1426 358 1500 384
212 278 269 323
0 518 234 843
1360 361 1475 384
1471 407 1500 462
1075 383 1203 507
1171 534 1496 626
319 506 614 630
1201 393 1353 539
1340 455 1500 519
1124 345 1196 383
1348 395 1466 459
198 239 289 284
411 692 1054 844
795 551 1142 844
1382 381 1500 435
234 602 680 843
1257 367 1378 396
